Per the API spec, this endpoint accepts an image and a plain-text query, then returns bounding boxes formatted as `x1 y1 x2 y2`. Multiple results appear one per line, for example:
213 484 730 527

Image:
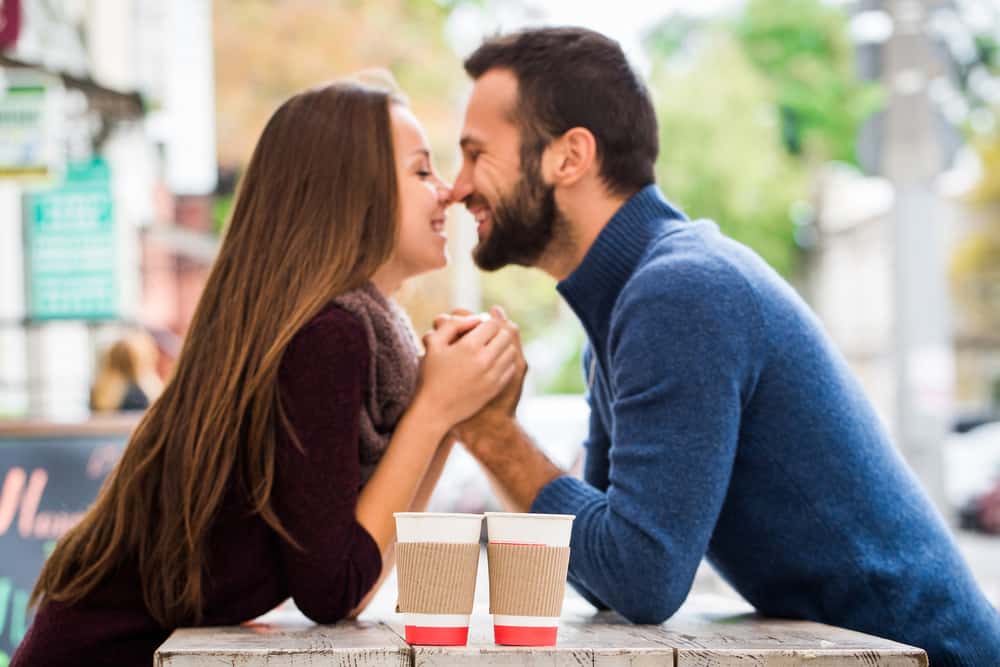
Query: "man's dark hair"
464 26 659 196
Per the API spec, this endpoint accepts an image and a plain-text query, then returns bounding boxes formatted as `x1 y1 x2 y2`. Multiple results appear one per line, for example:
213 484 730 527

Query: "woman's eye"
416 170 431 178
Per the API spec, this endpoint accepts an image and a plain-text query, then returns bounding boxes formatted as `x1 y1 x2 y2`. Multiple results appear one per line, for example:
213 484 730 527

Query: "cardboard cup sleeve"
396 542 480 614
487 543 571 617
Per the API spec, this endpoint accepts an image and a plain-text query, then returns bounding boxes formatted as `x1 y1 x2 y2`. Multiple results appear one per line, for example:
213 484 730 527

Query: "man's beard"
472 158 565 272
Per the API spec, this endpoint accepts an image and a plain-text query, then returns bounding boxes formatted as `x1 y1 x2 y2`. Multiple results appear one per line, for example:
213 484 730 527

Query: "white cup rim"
394 512 484 519
485 512 574 521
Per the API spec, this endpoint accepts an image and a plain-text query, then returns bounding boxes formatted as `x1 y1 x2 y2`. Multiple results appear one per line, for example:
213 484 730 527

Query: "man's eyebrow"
460 136 483 150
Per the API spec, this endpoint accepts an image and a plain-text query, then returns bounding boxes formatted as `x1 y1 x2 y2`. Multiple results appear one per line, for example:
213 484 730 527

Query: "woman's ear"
542 127 597 187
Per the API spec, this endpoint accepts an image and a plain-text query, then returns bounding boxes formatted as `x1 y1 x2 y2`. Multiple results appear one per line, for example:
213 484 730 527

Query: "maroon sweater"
12 305 383 666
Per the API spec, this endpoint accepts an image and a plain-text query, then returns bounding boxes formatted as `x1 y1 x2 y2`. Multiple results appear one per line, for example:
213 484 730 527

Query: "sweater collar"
557 184 687 348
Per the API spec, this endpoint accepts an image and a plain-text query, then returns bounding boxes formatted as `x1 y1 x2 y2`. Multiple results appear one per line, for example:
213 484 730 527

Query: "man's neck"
536 187 633 281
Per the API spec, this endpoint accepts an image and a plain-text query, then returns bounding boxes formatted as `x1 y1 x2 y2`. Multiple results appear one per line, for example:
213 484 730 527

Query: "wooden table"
155 594 927 666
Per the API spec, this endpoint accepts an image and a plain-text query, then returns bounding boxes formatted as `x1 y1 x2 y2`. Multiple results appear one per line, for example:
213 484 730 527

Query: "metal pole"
883 0 953 513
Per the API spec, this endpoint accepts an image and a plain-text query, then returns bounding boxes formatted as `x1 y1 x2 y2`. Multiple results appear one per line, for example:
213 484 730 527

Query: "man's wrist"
457 414 564 511
455 411 517 456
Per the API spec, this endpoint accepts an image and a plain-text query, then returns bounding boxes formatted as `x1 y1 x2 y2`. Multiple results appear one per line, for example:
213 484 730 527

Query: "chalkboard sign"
0 430 127 663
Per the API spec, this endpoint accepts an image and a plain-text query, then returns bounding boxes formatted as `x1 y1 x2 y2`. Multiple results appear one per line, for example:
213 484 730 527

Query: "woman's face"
384 104 451 283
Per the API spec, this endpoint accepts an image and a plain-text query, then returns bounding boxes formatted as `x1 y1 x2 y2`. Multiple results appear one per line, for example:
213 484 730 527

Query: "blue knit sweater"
531 185 1000 666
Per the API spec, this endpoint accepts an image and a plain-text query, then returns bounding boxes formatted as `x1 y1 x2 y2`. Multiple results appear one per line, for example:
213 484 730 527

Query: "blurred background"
1 0 1000 658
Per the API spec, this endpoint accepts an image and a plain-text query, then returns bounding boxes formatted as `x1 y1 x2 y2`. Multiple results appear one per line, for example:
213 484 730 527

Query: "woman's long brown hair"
31 79 403 626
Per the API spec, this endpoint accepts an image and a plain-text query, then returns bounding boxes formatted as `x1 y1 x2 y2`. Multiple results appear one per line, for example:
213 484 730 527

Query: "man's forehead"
465 68 519 126
473 68 518 101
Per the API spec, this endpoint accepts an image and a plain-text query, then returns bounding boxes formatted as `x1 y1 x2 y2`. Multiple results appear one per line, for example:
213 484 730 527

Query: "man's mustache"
463 193 490 209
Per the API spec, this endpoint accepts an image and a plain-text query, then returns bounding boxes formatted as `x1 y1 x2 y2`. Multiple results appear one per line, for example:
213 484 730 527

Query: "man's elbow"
618 595 683 625
612 566 690 625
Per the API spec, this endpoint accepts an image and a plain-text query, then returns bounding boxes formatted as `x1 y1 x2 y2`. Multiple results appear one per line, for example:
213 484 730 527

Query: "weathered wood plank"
406 596 926 667
155 590 928 667
155 619 409 667
399 603 675 667
659 597 927 667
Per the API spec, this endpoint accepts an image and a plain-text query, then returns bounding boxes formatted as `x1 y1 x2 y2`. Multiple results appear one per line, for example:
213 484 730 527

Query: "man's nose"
451 164 474 204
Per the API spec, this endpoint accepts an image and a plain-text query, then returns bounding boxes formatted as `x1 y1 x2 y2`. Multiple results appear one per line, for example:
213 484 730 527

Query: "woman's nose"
437 180 454 206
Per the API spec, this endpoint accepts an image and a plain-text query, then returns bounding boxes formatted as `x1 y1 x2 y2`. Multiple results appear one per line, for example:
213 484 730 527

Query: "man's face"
453 69 561 271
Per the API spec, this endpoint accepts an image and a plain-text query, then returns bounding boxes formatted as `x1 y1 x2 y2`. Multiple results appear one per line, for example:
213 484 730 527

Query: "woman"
13 77 519 666
90 331 164 412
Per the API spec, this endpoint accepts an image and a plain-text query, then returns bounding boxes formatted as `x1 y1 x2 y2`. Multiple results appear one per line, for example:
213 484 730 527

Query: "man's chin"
472 243 508 272
471 250 498 272
471 222 552 271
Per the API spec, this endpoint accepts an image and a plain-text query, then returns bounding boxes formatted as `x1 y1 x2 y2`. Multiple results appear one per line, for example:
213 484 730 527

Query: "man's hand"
430 307 560 512
433 306 528 437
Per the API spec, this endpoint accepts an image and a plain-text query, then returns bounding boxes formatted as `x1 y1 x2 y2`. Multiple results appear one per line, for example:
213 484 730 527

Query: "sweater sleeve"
564 344 611 611
272 306 382 624
532 262 760 624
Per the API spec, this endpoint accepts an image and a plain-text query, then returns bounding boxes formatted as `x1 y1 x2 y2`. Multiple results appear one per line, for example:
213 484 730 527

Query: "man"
447 26 1000 665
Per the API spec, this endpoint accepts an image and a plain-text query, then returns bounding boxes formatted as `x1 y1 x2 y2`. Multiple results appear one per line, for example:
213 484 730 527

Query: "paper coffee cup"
485 512 574 646
394 513 483 646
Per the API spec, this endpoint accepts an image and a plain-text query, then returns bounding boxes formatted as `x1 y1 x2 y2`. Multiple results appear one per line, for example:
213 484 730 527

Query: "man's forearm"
459 413 563 512
411 437 455 512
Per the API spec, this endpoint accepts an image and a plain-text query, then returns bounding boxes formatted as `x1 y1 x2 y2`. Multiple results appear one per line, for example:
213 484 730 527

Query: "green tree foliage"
649 34 805 277
736 0 883 166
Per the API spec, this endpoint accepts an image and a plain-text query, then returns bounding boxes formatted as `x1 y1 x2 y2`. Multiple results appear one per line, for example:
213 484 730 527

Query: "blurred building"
0 0 217 420
949 195 1000 421
808 165 897 426
806 0 972 510
805 1 1000 516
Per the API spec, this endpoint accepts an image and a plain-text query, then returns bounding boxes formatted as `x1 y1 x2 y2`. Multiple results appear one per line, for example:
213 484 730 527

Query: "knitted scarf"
333 282 420 485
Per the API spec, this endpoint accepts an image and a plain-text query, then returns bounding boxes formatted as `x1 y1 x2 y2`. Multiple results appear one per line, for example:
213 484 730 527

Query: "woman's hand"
433 307 529 424
354 318 516 617
412 315 519 431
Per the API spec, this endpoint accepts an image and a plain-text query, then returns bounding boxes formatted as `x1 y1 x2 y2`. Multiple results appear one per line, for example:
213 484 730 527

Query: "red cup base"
405 625 470 646
493 624 558 646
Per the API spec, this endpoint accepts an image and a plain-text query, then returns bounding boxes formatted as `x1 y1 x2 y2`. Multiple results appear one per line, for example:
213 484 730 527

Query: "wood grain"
155 594 927 666
155 619 410 667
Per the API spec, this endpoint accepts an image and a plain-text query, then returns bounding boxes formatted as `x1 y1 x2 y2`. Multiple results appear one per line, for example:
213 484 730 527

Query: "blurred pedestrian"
89 332 164 412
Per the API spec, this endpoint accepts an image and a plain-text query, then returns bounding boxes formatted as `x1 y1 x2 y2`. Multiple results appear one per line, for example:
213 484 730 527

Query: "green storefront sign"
0 68 61 180
24 158 118 320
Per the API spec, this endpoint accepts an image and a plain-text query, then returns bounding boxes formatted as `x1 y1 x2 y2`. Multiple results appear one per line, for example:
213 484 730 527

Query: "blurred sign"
24 158 118 320
0 432 125 661
0 68 62 178
0 0 21 48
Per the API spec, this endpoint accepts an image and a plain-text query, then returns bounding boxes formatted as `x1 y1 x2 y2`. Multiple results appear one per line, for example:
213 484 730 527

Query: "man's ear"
542 127 597 187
